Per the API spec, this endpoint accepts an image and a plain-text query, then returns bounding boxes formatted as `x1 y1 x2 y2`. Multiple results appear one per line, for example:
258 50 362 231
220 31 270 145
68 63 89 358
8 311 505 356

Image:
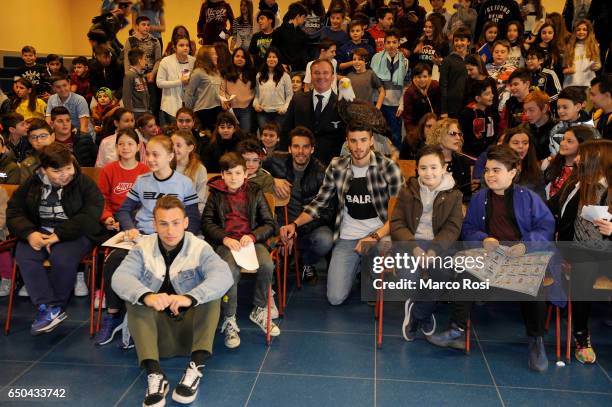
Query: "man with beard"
279 123 402 305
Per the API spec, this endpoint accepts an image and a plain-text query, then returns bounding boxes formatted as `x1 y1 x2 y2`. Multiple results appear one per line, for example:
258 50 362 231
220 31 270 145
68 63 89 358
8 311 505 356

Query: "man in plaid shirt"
280 123 403 305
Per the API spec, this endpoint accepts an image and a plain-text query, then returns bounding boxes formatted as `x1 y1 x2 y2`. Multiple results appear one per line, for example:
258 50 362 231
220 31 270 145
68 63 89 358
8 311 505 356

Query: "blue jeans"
257 111 284 132
380 104 402 148
233 107 253 134
297 226 333 267
327 239 363 305
16 235 93 308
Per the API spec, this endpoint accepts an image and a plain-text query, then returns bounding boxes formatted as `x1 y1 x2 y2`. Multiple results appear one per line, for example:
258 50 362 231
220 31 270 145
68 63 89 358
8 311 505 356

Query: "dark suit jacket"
281 90 346 165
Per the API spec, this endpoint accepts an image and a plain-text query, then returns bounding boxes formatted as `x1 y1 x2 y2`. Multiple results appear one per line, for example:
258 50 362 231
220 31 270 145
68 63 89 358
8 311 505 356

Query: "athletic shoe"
420 314 437 337
574 331 596 364
73 272 88 297
249 306 280 336
172 361 203 404
94 312 124 346
269 291 279 319
401 299 418 341
0 278 11 297
31 304 67 335
426 322 466 350
220 315 240 349
18 285 29 297
143 372 169 407
527 336 549 372
301 265 317 283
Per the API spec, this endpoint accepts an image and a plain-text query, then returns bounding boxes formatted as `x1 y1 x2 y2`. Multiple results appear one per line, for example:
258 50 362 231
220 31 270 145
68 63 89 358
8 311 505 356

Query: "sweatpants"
216 244 274 318
16 235 93 308
127 299 220 365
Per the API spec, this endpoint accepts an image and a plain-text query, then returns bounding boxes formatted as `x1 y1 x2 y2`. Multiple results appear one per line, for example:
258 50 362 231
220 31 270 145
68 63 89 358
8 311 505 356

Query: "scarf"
370 51 408 87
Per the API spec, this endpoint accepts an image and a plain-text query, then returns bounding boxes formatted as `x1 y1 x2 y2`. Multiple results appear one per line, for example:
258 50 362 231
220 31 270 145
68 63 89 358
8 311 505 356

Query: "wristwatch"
369 232 381 241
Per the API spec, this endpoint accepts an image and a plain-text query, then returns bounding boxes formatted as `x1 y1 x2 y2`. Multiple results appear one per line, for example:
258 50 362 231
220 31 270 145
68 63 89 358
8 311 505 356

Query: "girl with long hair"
11 78 46 120
184 45 222 132
563 19 601 88
252 47 293 131
171 129 208 213
221 48 256 133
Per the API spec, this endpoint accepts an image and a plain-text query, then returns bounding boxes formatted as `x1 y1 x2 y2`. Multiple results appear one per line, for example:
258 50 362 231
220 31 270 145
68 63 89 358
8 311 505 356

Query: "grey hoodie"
414 172 456 240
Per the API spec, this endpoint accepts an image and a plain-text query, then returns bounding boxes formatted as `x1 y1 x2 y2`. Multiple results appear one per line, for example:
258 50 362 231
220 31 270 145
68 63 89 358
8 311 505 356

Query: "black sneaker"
172 362 203 404
302 265 317 284
143 372 169 407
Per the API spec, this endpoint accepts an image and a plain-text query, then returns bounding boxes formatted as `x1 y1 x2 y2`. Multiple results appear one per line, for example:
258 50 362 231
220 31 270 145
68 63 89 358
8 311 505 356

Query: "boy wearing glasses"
19 119 56 183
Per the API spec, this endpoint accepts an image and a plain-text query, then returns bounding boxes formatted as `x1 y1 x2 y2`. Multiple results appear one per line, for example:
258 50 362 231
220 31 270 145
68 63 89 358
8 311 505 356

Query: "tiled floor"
0 278 610 407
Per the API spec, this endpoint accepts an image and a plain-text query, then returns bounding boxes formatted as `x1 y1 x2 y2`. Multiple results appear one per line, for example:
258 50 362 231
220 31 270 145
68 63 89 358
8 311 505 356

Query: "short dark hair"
50 73 70 85
452 26 472 42
486 144 521 172
154 195 186 217
128 48 145 66
329 7 345 17
289 126 315 145
284 2 307 22
525 47 545 60
39 143 74 169
376 6 392 20
26 118 52 135
237 138 264 155
318 37 336 51
219 152 247 172
558 86 587 104
508 68 531 84
346 122 373 136
591 74 612 96
50 106 71 121
352 47 370 61
492 39 510 51
384 29 400 40
416 144 445 166
261 121 279 135
412 63 432 77
1 112 25 135
21 45 36 54
257 10 276 27
46 54 61 64
469 79 492 101
135 15 151 25
72 56 89 66
348 20 363 30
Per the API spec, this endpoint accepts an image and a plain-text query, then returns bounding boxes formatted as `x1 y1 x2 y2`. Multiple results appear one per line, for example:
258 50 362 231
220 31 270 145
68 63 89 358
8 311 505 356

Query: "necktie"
314 94 324 124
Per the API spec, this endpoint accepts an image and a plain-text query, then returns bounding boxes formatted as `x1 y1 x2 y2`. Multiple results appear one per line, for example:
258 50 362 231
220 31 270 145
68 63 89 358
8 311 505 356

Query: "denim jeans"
16 235 93 308
233 107 253 134
296 226 333 267
326 239 363 305
380 104 402 148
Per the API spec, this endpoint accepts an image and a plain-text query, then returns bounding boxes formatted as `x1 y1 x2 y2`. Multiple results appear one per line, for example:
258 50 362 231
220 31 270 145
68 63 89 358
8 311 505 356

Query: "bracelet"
291 222 298 230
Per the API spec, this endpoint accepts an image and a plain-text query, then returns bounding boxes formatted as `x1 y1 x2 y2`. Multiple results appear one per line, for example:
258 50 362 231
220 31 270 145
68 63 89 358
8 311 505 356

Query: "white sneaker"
220 315 241 349
18 285 29 297
74 272 88 297
0 278 11 297
249 306 280 336
172 361 203 404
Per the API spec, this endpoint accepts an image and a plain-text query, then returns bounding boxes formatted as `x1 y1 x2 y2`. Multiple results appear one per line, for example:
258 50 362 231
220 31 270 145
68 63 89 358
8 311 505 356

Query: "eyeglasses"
448 131 463 137
28 133 50 141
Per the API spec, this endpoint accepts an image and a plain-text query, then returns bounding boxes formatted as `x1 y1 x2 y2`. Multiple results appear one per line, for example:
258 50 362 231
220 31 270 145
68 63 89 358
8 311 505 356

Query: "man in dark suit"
281 59 346 165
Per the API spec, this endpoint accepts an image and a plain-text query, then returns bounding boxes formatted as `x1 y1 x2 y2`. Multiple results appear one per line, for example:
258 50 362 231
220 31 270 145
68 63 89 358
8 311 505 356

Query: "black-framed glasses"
29 133 51 141
448 131 463 137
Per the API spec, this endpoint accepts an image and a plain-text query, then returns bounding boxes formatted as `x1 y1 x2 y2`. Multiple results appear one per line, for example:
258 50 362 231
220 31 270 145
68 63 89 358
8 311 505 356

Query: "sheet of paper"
102 231 140 251
580 205 612 223
231 242 259 271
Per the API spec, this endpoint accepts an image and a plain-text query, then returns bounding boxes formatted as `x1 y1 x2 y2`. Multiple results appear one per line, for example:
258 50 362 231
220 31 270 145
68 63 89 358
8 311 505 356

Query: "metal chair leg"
4 260 18 335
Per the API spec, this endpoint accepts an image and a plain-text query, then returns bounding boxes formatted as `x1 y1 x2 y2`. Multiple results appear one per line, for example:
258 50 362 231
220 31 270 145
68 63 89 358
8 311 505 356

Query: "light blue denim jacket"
111 232 233 306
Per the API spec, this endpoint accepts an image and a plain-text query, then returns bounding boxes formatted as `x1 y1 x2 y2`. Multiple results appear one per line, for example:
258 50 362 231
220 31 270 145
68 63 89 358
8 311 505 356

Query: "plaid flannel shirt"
303 151 403 242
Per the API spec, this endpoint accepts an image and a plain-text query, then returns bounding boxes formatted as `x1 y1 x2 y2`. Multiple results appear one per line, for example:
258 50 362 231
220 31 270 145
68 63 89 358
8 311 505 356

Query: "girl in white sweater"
563 19 601 88
156 35 196 124
253 47 293 131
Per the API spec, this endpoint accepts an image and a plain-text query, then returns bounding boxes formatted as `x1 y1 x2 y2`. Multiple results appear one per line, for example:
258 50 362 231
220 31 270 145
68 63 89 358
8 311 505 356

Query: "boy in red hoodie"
201 152 279 349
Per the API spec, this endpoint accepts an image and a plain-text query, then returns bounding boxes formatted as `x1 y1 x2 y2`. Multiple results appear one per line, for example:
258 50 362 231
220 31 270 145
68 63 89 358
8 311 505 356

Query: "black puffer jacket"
71 129 98 167
263 151 336 235
7 163 106 243
201 178 276 246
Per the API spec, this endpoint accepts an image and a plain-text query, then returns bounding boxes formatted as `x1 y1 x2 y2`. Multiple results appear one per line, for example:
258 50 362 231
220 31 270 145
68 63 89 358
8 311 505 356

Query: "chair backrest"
399 160 416 179
207 173 220 180
0 184 19 200
81 167 102 184
264 192 276 220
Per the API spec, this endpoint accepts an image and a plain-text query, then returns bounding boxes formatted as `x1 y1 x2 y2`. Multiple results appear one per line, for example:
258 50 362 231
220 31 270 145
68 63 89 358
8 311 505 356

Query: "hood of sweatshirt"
208 176 248 194
417 172 455 207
